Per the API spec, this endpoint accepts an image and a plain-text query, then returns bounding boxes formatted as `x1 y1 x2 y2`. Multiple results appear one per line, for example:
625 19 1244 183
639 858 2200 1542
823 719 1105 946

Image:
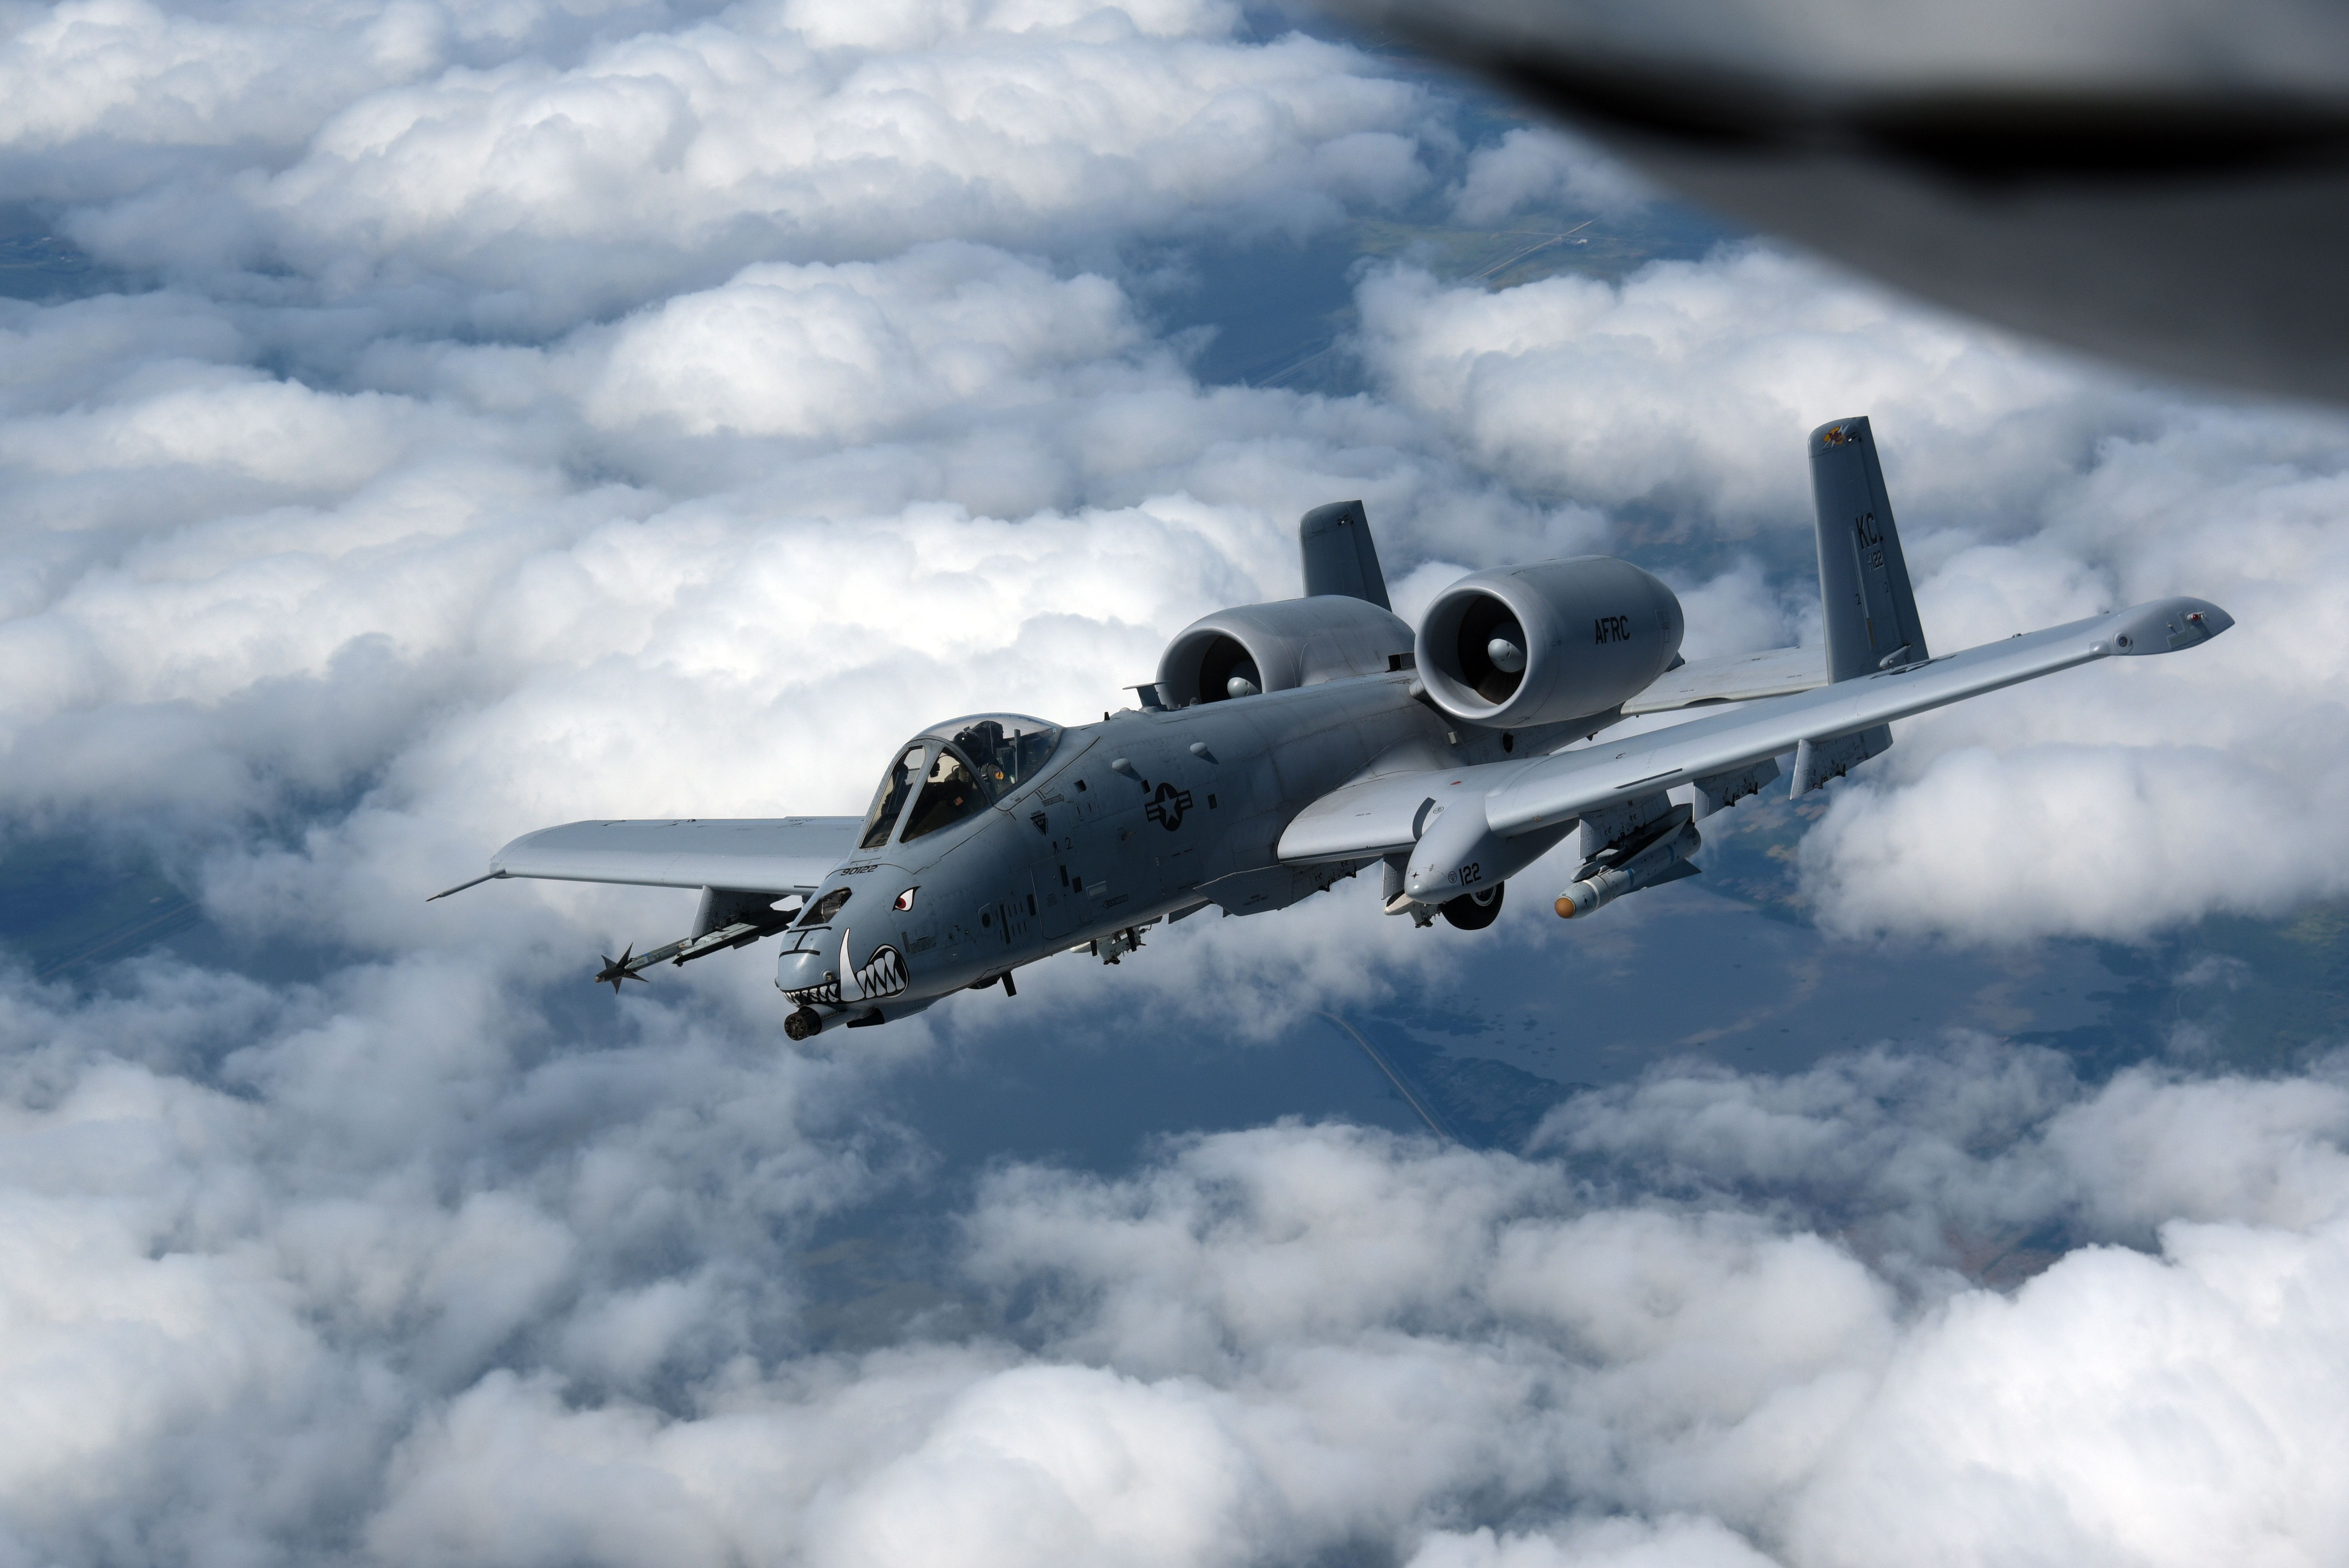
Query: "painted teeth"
785 946 903 1007
856 946 907 998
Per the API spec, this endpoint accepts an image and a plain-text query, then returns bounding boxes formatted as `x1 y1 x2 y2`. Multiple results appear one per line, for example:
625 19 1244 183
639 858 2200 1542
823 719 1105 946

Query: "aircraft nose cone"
775 945 835 994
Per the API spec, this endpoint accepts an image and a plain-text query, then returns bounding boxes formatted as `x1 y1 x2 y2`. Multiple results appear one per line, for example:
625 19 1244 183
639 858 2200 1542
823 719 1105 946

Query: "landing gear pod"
1401 793 1574 907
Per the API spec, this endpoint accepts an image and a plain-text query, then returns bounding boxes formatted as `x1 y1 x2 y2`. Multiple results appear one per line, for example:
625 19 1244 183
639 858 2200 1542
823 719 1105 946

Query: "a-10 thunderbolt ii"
434 418 2231 1040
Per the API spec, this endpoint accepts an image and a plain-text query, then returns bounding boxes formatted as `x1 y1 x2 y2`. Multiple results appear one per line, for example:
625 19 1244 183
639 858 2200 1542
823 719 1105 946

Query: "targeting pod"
1556 818 1702 919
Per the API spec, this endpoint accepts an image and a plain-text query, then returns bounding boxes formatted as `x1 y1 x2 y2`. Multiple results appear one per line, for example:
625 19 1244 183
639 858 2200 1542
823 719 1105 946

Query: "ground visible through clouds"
4 2 2349 1564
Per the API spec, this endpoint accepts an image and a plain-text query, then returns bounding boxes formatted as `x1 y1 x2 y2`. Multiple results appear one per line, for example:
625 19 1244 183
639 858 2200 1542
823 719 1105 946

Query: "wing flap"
489 817 862 893
1624 644 1826 714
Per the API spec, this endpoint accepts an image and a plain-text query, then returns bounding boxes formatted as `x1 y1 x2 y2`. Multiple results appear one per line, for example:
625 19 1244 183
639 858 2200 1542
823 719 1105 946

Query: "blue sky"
3 2 2349 1564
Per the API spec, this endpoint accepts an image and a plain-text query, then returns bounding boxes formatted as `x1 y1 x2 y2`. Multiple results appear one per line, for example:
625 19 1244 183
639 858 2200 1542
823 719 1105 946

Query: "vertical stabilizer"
1299 500 1391 609
1810 417 1928 681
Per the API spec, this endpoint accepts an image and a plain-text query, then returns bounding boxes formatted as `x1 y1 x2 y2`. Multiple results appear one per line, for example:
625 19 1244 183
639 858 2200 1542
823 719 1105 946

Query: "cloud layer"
4 0 2349 1563
11 1007 2349 1566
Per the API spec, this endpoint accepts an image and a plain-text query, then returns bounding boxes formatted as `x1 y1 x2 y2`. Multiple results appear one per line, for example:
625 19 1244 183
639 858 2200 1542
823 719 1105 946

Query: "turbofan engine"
1414 558 1685 729
1156 596 1413 707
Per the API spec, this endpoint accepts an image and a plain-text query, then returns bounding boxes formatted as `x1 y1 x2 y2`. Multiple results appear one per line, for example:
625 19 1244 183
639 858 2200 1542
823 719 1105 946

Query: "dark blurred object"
1336 0 2349 403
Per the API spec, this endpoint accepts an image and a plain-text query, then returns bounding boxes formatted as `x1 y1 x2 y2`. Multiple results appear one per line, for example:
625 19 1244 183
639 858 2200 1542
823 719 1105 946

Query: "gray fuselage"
772 671 1542 1028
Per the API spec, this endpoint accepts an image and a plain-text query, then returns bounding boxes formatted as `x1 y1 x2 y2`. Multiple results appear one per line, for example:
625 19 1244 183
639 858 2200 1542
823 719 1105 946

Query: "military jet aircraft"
433 417 2231 1039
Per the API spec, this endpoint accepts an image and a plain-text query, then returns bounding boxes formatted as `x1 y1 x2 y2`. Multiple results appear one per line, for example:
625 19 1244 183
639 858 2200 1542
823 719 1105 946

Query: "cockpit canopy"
856 713 1062 851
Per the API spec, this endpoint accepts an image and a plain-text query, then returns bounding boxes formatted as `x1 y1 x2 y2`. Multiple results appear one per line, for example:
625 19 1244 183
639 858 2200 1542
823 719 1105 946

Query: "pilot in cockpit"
850 716 1063 855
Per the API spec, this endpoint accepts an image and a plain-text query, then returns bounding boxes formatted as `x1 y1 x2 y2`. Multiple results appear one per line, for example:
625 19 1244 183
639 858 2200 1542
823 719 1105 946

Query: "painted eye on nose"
893 887 917 912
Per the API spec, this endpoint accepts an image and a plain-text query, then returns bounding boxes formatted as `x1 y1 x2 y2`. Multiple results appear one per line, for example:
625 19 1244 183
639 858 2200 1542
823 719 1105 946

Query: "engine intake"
1157 597 1413 707
1415 558 1685 729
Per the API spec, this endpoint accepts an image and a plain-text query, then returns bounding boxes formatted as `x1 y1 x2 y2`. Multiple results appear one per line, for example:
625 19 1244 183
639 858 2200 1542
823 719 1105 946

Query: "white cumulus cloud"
2 0 2347 1564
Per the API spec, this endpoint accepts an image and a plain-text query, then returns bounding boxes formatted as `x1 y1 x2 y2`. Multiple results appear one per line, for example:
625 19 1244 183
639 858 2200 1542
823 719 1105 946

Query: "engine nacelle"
1414 557 1685 729
1157 596 1414 707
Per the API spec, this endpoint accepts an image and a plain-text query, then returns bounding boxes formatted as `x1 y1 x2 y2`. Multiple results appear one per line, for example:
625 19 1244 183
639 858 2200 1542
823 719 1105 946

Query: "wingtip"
2101 596 2233 657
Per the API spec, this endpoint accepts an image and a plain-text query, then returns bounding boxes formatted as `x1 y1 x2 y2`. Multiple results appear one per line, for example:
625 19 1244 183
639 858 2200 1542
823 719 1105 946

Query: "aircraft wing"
1624 644 1825 714
1276 773 1437 863
479 817 862 893
1278 596 2230 863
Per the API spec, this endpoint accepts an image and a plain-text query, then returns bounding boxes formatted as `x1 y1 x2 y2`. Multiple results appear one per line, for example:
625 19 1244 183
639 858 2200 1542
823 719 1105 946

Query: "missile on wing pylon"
1556 817 1703 919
